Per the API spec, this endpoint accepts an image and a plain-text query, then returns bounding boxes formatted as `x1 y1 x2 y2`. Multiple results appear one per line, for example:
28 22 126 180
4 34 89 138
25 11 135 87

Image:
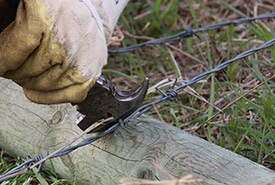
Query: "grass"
1 0 275 184
0 151 75 185
107 0 275 169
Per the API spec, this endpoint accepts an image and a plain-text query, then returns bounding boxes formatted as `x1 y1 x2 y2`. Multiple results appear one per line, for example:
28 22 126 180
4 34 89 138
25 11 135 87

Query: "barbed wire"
1 13 275 182
125 38 275 121
108 12 275 54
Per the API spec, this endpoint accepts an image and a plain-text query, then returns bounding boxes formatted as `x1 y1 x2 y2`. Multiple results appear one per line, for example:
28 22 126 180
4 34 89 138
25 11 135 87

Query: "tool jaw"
74 76 149 133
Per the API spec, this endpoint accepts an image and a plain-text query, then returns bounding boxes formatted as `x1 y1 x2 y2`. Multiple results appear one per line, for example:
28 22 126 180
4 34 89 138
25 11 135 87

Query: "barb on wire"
0 118 118 182
1 14 275 182
121 38 275 121
1 39 275 184
108 12 275 54
0 152 48 181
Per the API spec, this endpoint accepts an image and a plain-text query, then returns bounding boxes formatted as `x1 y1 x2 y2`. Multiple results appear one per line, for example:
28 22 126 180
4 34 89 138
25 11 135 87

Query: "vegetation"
1 0 275 184
108 0 275 169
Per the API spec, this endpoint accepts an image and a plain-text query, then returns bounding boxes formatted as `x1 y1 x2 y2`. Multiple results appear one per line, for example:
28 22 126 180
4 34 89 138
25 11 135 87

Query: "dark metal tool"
73 75 149 133
2 0 149 133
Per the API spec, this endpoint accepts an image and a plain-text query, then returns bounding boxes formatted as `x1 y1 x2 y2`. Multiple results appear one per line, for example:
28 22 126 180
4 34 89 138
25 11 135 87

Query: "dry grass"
1 0 275 184
108 0 275 172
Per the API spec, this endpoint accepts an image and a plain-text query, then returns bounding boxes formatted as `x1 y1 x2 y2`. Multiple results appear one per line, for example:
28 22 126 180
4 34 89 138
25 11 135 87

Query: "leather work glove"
0 0 128 104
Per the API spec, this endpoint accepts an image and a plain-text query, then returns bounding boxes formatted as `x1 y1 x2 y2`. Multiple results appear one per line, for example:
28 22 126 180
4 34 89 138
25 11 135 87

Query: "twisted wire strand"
38 38 275 168
127 38 275 121
1 13 275 182
0 123 120 181
0 153 48 180
108 12 275 54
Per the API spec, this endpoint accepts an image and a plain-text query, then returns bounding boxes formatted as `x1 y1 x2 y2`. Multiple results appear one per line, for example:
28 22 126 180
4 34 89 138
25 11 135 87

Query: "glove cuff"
91 0 129 43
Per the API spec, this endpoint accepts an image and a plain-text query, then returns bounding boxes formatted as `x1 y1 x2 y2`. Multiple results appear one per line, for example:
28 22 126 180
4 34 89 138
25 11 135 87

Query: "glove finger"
4 0 106 93
4 32 66 80
23 79 96 104
0 0 44 75
14 64 89 91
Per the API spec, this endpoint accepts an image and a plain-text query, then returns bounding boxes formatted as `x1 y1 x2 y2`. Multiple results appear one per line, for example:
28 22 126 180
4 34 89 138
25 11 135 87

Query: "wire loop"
1 12 275 182
166 89 178 101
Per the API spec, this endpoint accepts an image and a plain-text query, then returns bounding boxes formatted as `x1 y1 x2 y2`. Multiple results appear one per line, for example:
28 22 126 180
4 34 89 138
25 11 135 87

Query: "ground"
108 0 275 170
1 0 275 184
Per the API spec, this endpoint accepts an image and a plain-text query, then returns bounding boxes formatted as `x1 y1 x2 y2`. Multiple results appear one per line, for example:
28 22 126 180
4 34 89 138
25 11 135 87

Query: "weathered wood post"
0 79 275 185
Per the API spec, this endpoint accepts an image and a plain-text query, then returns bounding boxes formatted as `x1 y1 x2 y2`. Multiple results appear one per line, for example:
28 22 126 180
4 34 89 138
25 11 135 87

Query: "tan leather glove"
0 0 128 104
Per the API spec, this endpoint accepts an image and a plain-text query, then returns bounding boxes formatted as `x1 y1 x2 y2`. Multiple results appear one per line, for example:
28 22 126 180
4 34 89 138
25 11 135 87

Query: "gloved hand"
0 0 128 104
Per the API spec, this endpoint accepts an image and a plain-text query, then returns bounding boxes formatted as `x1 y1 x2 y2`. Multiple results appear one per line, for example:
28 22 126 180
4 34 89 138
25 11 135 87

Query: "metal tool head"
73 76 149 133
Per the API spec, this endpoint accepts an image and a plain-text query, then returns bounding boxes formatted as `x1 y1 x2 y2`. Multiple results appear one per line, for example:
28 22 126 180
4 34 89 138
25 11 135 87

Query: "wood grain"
0 79 274 185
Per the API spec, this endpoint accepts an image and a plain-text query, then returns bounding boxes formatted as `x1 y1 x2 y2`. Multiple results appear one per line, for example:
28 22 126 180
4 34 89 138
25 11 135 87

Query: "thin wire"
2 37 274 181
1 13 275 182
108 12 275 54
127 38 275 121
